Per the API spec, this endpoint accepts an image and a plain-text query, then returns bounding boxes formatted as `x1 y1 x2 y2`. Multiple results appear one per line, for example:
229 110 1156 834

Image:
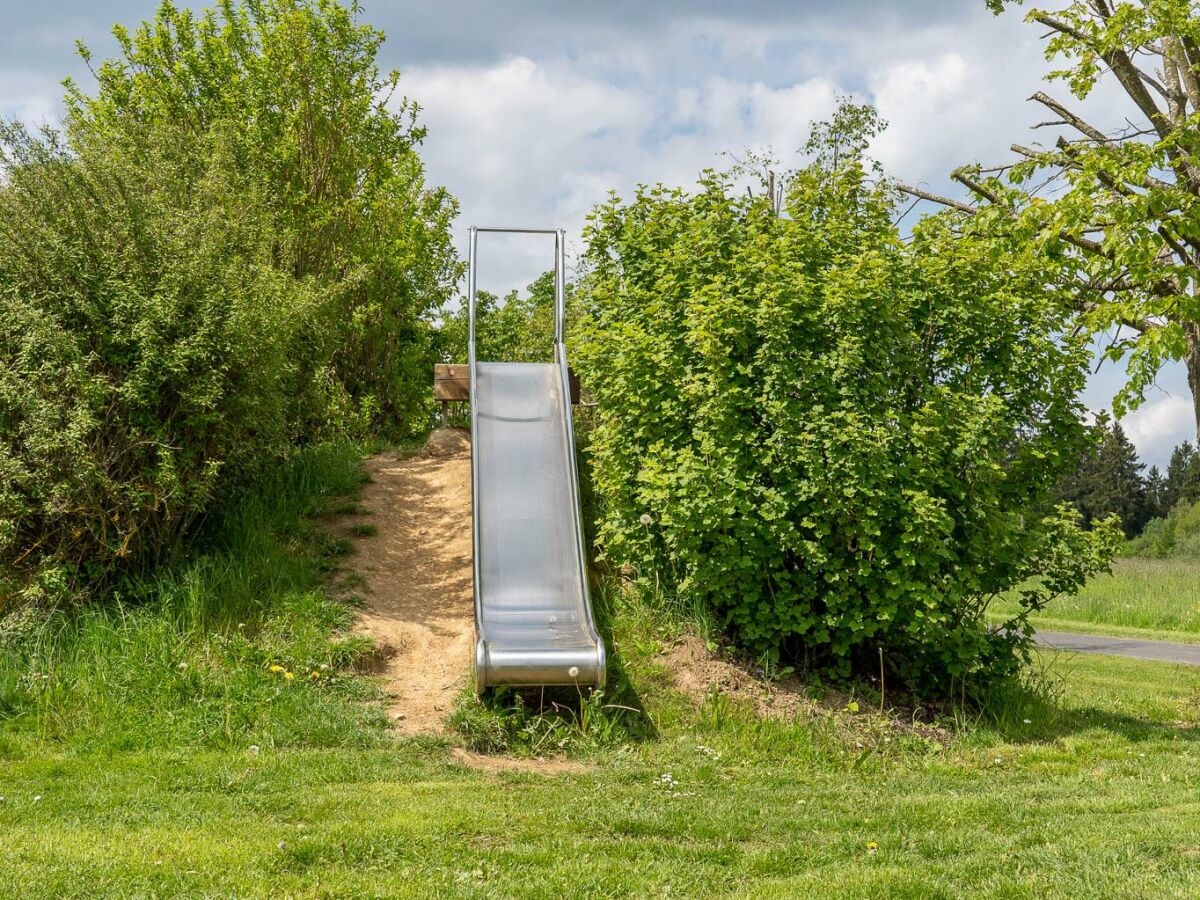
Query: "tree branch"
895 183 978 214
1172 35 1200 111
951 169 1004 205
1032 13 1088 43
1029 92 1109 143
1035 8 1172 144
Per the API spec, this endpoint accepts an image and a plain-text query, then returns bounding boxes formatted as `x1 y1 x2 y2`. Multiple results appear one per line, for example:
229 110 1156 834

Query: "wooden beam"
434 364 580 404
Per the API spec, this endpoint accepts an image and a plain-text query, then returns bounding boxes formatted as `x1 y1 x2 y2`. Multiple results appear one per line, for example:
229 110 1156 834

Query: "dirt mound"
663 635 814 720
664 635 955 747
421 426 470 459
341 433 474 736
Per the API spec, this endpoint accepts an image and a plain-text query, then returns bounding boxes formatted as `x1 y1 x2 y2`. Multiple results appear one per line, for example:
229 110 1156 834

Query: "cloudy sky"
0 0 1193 465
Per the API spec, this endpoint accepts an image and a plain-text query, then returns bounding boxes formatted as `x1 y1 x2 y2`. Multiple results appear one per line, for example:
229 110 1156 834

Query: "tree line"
1058 415 1200 540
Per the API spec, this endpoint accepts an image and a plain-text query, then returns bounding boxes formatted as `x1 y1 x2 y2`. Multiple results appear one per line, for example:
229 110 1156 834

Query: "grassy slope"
991 557 1200 642
0 444 390 755
2 453 1199 897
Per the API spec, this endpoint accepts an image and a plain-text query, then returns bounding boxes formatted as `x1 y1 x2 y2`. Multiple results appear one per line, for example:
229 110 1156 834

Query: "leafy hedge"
1125 500 1200 558
0 0 456 604
439 271 558 365
576 106 1120 691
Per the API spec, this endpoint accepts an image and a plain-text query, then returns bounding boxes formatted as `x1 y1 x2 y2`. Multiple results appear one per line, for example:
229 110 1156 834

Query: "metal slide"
467 226 606 693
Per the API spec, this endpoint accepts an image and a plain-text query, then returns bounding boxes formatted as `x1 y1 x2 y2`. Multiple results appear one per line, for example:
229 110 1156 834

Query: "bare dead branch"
1037 5 1172 145
1032 13 1089 43
951 169 1004 205
1010 143 1047 160
895 183 977 214
1029 92 1109 143
1061 231 1106 255
977 162 1020 174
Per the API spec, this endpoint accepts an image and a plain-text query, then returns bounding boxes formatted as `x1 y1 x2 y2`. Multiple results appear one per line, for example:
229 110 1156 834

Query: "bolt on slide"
466 226 606 693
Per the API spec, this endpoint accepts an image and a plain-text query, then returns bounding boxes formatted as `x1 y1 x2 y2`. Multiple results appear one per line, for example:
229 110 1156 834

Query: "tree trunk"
1186 322 1200 440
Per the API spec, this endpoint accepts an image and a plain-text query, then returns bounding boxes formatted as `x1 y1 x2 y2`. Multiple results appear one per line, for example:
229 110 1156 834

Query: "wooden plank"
434 363 580 404
434 363 470 401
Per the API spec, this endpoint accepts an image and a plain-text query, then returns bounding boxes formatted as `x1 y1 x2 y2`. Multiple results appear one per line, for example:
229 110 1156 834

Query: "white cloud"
404 56 655 292
0 71 62 129
1122 395 1196 468
404 57 844 294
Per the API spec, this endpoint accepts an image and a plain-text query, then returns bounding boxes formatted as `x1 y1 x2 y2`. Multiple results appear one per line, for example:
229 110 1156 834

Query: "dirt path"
345 429 474 735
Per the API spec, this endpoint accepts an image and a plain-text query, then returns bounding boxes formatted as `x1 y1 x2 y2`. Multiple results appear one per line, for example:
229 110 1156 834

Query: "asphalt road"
1036 630 1200 666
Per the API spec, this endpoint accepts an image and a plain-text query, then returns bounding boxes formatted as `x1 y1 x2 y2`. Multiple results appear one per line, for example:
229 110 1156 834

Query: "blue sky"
1 0 1193 466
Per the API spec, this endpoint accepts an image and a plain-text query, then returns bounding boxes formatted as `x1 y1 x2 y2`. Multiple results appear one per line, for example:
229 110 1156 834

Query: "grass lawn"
2 450 1200 897
991 557 1200 643
1 649 1199 898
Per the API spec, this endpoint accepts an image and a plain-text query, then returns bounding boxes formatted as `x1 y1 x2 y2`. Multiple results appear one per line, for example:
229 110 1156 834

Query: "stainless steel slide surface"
471 359 606 690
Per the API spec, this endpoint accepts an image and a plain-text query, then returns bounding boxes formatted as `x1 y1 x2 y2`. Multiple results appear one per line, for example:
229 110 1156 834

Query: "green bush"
439 271 559 364
1124 499 1200 558
66 0 459 433
575 104 1120 693
0 0 455 604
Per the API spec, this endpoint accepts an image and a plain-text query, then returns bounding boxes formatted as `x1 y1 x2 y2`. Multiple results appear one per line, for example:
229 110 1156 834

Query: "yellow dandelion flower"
310 670 321 679
283 671 295 681
866 841 879 854
268 664 284 673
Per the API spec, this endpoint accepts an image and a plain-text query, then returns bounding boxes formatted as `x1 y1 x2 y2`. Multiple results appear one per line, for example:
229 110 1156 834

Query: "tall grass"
992 557 1200 636
0 444 387 754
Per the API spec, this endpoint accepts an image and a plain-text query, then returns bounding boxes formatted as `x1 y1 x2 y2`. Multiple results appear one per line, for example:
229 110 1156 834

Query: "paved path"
1036 630 1200 666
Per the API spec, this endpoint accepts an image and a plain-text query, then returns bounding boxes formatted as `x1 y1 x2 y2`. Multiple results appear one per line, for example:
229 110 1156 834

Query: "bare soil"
662 635 815 720
338 428 474 736
663 634 953 745
448 747 590 776
333 426 946 752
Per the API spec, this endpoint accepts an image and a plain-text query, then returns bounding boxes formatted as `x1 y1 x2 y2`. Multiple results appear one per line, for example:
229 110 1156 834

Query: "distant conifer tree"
1059 415 1149 538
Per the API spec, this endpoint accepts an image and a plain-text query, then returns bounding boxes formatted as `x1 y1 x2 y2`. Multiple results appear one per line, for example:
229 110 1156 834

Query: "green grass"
991 557 1200 642
3 453 1200 896
0 647 1198 897
0 443 385 754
